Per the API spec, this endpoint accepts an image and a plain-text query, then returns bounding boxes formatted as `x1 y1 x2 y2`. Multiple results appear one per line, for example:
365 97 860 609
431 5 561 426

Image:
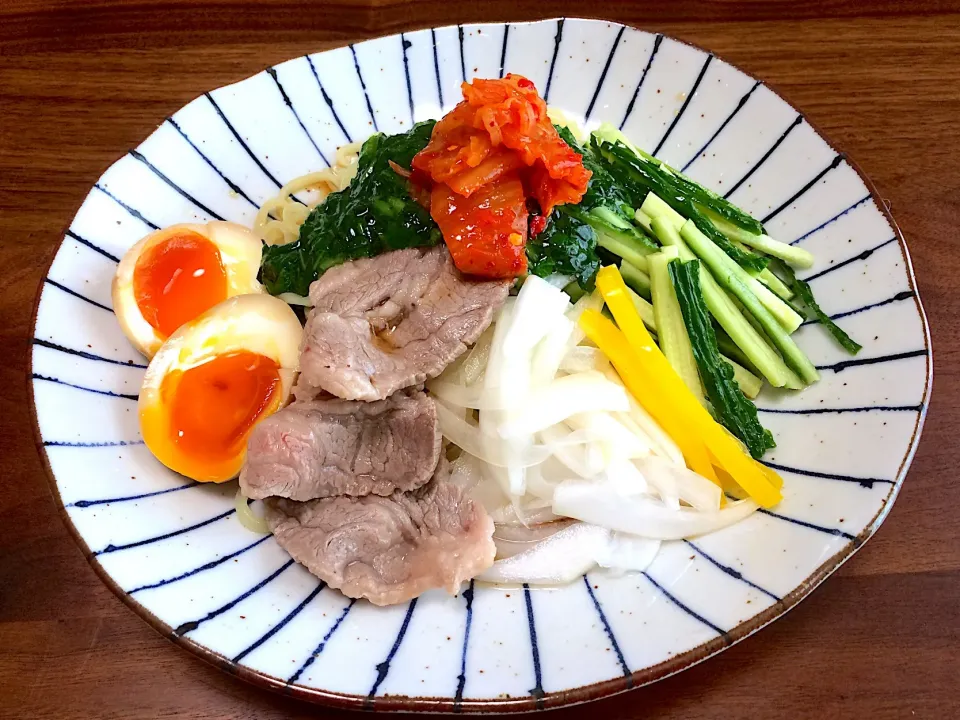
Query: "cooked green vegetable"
557 126 631 214
775 261 863 355
652 216 794 388
261 121 440 296
593 122 764 236
649 246 704 402
592 138 769 274
527 209 600 287
670 258 776 458
680 220 819 384
529 127 657 285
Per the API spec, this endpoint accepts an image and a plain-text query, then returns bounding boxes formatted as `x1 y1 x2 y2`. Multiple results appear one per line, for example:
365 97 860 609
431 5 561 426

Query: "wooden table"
2 2 958 717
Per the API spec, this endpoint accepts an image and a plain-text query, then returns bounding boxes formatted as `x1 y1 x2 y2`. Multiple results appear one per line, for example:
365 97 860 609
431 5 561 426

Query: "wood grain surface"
2 2 959 718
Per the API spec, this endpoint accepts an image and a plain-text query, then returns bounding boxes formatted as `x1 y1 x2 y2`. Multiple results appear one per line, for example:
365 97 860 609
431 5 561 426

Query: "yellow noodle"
254 141 363 246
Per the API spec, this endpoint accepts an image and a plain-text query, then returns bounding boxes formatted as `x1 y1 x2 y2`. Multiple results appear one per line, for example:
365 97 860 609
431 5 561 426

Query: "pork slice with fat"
240 389 440 501
265 458 496 606
298 246 509 401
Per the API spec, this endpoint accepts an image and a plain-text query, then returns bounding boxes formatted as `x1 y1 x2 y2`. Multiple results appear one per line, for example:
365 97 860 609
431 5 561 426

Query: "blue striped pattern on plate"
30 18 931 712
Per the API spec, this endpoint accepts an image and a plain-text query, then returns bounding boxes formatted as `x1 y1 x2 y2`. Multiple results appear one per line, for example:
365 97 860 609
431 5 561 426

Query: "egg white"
139 293 303 482
113 221 264 358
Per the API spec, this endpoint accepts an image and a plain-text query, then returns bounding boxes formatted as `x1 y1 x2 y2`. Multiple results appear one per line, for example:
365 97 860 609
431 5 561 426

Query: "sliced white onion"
635 455 721 512
448 453 515 517
493 519 577 559
560 346 610 374
427 380 508 410
602 367 685 466
435 400 550 468
595 533 661 574
276 292 312 307
235 489 270 534
542 273 575 289
536 425 596 479
497 372 630 438
530 316 574 387
503 276 570 356
552 479 758 540
489 498 560 527
478 523 611 585
564 288 604 350
480 523 662 585
483 293 534 498
566 412 652 464
604 458 650 496
457 325 495 386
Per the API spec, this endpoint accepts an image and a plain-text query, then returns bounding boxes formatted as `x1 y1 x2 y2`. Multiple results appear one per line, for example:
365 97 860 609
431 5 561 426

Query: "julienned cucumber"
669 258 776 459
620 259 651 299
623 274 764 399
592 122 764 235
593 139 770 274
649 246 704 402
680 221 820 385
645 193 803 333
705 209 814 269
650 215 794 388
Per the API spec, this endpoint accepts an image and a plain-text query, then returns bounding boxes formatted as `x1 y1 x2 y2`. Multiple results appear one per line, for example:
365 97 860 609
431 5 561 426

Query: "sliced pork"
264 458 496 606
297 246 509 402
240 389 440 501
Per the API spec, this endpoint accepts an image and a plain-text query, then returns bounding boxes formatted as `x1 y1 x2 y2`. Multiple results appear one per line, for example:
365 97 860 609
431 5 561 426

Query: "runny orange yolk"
150 351 282 482
133 230 228 337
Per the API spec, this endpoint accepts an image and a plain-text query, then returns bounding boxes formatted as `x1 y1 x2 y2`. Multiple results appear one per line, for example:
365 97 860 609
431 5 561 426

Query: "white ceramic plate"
31 18 931 712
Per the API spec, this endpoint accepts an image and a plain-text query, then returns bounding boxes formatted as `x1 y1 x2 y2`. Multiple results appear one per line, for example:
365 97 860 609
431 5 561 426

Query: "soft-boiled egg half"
139 294 302 483
113 222 263 358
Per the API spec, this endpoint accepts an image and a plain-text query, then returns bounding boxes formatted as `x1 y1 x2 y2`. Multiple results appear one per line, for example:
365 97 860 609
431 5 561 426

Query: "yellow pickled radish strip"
579 309 717 484
592 265 782 508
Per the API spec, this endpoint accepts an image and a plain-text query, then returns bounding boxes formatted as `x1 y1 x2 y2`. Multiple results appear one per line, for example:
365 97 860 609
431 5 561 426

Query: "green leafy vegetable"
775 261 863 355
592 138 769 274
592 122 763 235
260 121 440 296
526 209 600 287
556 126 633 214
670 258 776 459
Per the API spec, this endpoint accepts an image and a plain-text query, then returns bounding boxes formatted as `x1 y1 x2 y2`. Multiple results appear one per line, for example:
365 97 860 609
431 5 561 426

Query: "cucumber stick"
621 259 651 299
680 220 820 385
646 193 803 332
759 268 794 300
627 286 657 332
649 246 705 402
727 357 763 399
650 216 794 388
642 192 685 232
706 209 814 269
633 283 763 399
669 258 776 458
